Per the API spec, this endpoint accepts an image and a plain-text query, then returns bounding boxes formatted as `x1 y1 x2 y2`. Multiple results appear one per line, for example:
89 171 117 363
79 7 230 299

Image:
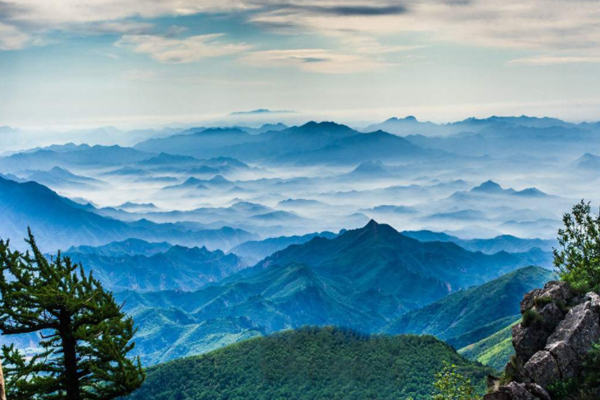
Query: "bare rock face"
513 303 565 361
483 382 550 400
523 351 560 388
519 281 573 314
486 281 600 399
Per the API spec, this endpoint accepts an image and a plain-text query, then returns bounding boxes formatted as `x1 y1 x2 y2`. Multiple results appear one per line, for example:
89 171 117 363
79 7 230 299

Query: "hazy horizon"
2 0 600 128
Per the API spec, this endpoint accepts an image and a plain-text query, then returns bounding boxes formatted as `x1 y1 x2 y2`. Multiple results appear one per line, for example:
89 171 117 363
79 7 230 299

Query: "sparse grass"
533 296 553 308
521 309 543 328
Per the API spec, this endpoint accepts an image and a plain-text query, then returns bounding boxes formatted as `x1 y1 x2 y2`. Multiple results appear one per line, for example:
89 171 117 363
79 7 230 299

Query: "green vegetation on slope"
459 320 520 371
384 266 555 348
115 224 554 366
127 327 493 400
66 244 247 292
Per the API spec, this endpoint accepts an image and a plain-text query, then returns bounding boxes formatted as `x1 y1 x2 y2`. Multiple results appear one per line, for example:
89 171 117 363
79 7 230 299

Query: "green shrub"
548 341 600 398
554 200 600 294
583 342 600 388
547 378 579 400
521 309 543 327
533 296 553 307
500 355 521 385
432 362 480 400
556 300 570 314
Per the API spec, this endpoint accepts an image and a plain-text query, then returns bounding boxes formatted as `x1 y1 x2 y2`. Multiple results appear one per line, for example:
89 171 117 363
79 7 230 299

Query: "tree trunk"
60 311 80 400
0 359 6 400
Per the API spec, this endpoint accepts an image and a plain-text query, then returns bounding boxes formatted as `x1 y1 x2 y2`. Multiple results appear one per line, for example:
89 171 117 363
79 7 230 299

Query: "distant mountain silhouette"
0 176 257 251
134 121 441 165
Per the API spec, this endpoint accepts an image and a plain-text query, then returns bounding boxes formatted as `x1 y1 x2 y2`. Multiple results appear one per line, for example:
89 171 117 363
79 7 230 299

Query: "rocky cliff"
485 281 600 399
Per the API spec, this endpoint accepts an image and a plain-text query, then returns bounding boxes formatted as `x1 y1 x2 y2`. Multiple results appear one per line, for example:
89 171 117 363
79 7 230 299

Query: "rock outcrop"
484 281 600 399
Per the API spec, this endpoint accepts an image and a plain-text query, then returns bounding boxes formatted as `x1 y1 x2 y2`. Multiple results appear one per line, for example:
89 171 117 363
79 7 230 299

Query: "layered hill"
116 221 545 364
66 244 248 292
458 320 519 371
0 177 256 251
0 144 153 172
126 327 494 400
252 220 540 296
134 121 442 165
403 230 556 254
384 266 555 350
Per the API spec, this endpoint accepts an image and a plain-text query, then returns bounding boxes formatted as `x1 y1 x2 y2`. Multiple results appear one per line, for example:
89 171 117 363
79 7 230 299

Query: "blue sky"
1 0 600 128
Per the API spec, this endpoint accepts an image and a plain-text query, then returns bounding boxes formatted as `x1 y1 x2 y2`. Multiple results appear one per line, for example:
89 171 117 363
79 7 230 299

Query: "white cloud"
240 49 390 74
248 0 600 53
0 22 29 50
2 0 600 63
0 0 248 26
116 34 251 64
509 56 600 66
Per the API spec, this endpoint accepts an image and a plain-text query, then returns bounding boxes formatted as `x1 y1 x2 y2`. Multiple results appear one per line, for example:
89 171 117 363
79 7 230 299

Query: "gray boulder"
513 303 565 361
520 281 573 314
523 351 560 388
487 284 600 399
546 298 600 359
521 294 600 386
483 382 550 400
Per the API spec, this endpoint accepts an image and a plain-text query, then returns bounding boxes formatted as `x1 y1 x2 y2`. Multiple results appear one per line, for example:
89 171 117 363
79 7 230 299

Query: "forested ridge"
127 326 493 400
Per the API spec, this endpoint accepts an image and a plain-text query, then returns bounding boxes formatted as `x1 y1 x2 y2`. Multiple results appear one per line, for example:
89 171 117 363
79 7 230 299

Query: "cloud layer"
1 0 600 71
1 1 599 49
117 34 251 63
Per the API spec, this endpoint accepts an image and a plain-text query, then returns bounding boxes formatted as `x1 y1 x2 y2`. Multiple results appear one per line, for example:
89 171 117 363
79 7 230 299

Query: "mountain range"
134 121 443 165
66 243 248 292
113 220 548 365
0 176 256 251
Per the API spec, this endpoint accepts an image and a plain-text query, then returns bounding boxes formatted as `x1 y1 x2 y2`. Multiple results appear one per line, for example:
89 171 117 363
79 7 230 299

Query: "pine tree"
0 230 145 400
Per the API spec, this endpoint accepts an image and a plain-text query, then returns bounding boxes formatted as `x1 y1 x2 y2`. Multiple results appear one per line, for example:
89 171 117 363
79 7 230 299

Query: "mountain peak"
365 219 380 229
296 121 354 134
471 180 504 193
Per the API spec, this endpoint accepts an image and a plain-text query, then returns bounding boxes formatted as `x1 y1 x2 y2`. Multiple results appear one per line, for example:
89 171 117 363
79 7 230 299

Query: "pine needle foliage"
0 229 145 400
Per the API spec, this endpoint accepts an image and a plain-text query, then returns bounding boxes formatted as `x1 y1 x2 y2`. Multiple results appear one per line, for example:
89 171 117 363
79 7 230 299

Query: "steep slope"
459 320 519 371
383 266 555 347
253 220 540 294
126 327 494 400
229 231 338 264
66 245 248 292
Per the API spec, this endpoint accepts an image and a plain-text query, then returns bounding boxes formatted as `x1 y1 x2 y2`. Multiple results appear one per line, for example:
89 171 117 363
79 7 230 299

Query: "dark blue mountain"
0 176 257 251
